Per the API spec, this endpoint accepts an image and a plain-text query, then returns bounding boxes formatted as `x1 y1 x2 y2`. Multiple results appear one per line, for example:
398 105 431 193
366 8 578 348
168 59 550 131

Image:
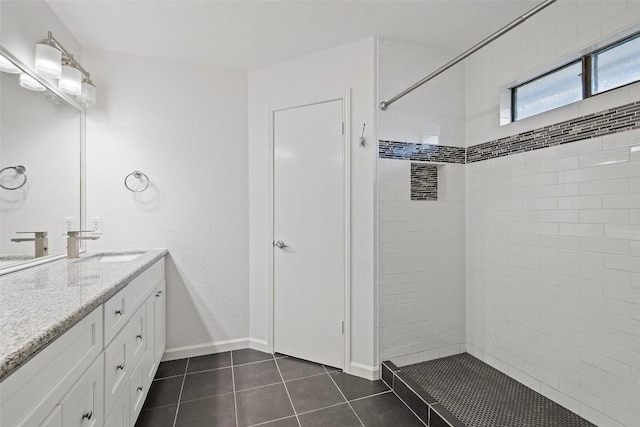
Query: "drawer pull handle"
116 364 125 371
115 310 122 316
82 411 93 420
136 334 143 340
137 386 143 392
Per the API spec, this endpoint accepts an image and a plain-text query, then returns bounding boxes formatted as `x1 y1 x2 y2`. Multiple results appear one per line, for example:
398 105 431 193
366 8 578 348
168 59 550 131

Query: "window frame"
511 31 640 122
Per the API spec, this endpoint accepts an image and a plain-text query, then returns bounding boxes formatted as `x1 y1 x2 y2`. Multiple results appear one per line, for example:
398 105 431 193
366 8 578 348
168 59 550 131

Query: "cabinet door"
60 354 104 427
104 384 130 427
129 357 147 424
153 280 166 365
128 304 147 371
104 324 129 418
39 406 62 427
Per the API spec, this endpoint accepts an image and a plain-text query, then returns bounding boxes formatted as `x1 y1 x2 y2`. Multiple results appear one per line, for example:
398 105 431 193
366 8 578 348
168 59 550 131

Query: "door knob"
274 240 289 249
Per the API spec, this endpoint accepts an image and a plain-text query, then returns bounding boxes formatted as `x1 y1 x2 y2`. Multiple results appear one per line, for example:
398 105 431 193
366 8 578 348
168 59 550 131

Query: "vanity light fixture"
59 60 82 95
34 31 97 106
35 39 62 79
77 79 97 108
19 73 46 91
0 55 20 74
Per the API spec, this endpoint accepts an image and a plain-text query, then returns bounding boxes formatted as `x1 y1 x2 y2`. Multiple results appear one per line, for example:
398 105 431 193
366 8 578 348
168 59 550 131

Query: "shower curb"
381 360 465 427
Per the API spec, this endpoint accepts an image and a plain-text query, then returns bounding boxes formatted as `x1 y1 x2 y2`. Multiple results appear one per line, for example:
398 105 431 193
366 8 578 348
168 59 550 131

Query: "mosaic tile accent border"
411 163 438 201
379 101 640 164
467 100 640 163
379 141 466 164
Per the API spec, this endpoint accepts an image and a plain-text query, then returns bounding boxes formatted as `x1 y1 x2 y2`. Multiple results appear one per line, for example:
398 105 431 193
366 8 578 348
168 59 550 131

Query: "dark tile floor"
135 349 424 427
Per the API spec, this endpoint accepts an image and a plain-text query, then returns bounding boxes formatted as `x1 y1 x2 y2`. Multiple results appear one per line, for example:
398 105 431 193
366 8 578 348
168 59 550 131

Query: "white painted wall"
81 49 250 354
465 2 640 426
376 39 466 366
248 38 377 372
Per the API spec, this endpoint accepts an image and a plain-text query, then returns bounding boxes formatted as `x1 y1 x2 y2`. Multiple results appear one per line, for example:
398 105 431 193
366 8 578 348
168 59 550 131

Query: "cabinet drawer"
104 326 129 418
129 355 148 424
104 288 128 346
2 308 103 427
39 406 62 427
127 260 164 311
104 383 130 427
104 259 164 345
127 304 147 373
60 353 104 427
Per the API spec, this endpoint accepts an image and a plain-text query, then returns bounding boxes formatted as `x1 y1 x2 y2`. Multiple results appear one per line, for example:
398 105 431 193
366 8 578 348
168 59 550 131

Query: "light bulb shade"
19 73 46 91
77 81 97 107
0 55 20 74
35 43 62 79
59 65 82 95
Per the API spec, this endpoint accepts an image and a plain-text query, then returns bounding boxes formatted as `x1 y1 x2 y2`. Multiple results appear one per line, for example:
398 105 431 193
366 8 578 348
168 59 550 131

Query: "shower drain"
401 353 596 427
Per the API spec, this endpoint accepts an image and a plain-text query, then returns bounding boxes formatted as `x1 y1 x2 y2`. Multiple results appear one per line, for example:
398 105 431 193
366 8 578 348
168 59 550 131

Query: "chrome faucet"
66 231 99 258
11 231 49 258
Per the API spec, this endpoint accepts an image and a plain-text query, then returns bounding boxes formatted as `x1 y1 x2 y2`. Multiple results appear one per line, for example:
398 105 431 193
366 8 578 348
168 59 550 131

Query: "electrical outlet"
89 217 103 235
62 217 77 232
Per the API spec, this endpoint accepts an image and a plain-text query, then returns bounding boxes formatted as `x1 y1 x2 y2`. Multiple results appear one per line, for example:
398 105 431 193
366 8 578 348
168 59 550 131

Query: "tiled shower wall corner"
463 2 640 426
378 158 465 366
466 129 640 427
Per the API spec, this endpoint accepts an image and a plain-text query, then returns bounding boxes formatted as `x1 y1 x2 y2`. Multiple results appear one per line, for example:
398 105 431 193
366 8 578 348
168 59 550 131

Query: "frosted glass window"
513 61 583 121
592 34 640 94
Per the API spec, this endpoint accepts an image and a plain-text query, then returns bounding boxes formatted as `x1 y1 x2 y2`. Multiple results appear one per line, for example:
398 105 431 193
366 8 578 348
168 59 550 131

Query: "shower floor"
385 353 597 427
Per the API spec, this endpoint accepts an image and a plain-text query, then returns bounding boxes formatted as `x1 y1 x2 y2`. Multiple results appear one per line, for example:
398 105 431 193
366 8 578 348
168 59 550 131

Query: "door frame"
267 90 352 373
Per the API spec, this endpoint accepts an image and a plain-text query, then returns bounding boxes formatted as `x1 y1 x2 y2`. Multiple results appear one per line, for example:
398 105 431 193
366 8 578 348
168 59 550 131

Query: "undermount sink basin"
99 254 142 263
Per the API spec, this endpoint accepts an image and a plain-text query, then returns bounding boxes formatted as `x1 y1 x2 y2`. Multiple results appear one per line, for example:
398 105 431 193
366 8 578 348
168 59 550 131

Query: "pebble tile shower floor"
398 353 597 427
135 349 424 427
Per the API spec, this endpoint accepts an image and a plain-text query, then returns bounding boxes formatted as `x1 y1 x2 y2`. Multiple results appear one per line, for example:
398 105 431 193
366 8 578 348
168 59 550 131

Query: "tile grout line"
171 358 190 427
324 365 365 427
231 352 239 427
347 389 393 403
247 415 297 426
274 356 302 427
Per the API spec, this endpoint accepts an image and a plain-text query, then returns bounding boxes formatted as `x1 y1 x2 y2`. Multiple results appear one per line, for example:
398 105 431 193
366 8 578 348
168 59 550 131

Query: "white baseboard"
162 338 250 361
248 338 269 353
349 362 380 380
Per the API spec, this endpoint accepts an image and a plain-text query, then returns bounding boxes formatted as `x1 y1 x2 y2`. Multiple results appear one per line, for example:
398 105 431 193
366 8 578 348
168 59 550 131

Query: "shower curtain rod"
378 0 557 111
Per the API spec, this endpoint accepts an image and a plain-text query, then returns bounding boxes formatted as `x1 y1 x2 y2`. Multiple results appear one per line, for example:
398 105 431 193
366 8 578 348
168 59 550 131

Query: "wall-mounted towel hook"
124 170 150 192
359 123 366 147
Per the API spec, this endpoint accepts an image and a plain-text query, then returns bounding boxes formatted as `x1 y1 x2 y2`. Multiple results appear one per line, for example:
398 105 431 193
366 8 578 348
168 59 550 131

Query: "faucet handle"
15 231 48 237
66 230 93 236
12 231 48 242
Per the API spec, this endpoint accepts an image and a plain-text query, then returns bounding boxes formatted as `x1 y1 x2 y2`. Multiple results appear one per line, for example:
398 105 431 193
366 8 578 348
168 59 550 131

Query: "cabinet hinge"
342 122 345 135
341 321 344 334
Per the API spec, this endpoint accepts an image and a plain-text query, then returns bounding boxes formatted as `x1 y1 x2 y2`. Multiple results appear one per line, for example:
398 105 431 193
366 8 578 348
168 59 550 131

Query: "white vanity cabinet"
0 257 166 427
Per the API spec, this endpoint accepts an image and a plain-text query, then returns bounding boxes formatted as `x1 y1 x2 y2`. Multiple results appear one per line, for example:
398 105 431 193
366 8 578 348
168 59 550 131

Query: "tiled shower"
376 3 640 426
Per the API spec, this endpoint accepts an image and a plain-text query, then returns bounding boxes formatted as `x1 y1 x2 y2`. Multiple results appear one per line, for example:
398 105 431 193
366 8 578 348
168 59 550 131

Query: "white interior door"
273 99 344 369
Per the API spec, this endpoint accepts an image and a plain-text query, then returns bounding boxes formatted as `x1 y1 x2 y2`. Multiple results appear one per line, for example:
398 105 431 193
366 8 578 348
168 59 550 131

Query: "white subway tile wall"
465 3 640 426
466 130 640 427
379 159 466 367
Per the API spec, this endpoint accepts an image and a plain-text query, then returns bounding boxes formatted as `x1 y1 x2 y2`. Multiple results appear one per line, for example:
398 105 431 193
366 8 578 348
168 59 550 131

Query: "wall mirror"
0 45 83 275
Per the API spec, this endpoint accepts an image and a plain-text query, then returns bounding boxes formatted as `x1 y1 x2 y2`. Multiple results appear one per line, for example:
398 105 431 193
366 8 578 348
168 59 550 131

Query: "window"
511 32 640 122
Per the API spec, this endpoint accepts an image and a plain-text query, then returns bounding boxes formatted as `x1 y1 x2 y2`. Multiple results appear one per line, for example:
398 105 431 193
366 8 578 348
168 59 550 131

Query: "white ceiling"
46 0 542 72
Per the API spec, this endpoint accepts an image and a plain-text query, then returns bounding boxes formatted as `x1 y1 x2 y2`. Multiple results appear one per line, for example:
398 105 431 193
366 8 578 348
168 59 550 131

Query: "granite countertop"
0 249 167 382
